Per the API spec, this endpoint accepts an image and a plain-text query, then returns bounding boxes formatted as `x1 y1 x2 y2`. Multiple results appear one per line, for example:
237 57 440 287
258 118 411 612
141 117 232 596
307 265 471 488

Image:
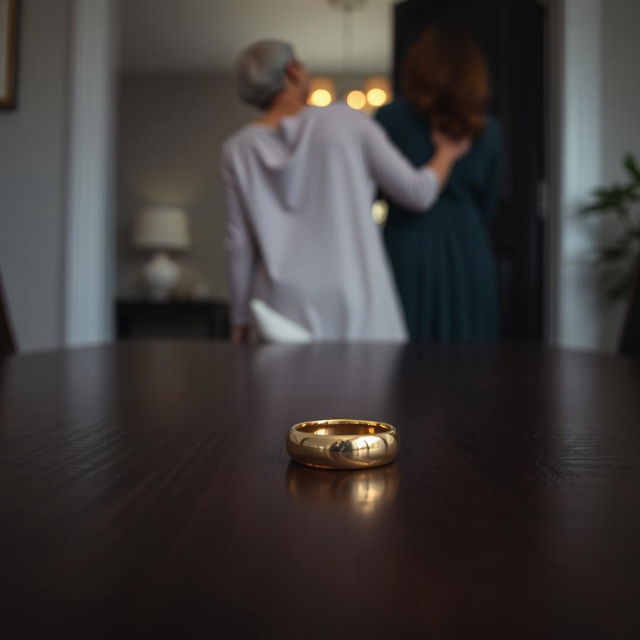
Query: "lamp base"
143 251 179 301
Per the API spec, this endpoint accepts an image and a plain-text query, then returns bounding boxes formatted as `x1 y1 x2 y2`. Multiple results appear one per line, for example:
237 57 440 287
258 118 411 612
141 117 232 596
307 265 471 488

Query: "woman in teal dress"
376 26 502 341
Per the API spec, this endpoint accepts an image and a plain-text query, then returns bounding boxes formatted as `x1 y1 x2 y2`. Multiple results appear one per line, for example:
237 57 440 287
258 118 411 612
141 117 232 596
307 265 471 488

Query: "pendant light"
365 75 391 108
308 76 336 107
328 0 391 111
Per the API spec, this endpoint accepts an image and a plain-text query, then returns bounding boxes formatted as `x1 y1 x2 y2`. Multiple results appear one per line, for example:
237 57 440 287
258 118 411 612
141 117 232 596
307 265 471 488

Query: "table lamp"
132 205 190 300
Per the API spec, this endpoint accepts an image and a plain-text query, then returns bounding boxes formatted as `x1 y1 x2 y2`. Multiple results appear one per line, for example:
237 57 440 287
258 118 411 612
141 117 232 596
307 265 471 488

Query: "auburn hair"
402 26 490 140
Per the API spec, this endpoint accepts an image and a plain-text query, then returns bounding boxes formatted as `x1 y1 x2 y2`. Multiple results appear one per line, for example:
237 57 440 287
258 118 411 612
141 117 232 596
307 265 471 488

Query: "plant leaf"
624 153 640 183
606 271 635 299
581 202 615 215
581 183 634 215
598 245 631 261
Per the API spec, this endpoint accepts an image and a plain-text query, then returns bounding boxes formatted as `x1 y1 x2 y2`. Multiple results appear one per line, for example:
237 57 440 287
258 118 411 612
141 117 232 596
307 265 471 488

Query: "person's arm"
221 149 256 343
430 130 471 186
361 115 469 211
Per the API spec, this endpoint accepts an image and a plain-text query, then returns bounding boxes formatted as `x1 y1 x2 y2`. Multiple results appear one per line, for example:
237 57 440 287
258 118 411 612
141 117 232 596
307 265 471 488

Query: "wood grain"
1 342 639 638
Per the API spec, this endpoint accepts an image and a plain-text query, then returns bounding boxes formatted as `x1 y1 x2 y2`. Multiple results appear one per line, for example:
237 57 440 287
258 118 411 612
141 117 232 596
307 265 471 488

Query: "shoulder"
313 102 362 125
221 124 262 164
375 98 413 126
311 103 379 138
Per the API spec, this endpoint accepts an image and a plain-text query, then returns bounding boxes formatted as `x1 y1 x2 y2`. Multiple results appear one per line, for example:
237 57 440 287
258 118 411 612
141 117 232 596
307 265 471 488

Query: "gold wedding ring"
286 419 398 470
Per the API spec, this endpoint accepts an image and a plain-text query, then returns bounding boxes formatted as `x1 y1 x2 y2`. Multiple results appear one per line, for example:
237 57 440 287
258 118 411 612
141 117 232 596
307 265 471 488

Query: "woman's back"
376 98 502 341
377 98 501 220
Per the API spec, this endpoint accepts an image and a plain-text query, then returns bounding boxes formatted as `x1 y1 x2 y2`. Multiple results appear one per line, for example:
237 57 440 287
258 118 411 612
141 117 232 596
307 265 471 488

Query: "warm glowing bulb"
309 89 332 107
371 199 389 225
346 90 367 110
367 87 388 107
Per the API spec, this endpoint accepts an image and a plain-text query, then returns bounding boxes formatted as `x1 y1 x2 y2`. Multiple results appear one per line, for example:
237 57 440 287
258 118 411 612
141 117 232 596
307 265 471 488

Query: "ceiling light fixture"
346 90 367 110
307 76 336 107
365 75 391 108
327 0 392 112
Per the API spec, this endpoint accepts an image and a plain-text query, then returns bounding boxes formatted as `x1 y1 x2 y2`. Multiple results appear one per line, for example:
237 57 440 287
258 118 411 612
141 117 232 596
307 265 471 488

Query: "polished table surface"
1 342 640 638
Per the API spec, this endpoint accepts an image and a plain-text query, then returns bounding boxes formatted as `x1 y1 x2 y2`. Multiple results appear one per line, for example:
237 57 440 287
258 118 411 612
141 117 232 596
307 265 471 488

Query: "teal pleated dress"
375 98 502 342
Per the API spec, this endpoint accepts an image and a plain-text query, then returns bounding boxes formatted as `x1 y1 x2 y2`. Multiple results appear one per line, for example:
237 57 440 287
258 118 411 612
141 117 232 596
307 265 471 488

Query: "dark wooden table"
1 342 639 638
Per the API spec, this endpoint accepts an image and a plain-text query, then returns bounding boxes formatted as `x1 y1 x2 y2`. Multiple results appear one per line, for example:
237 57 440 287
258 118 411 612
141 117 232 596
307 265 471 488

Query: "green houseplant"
581 154 640 298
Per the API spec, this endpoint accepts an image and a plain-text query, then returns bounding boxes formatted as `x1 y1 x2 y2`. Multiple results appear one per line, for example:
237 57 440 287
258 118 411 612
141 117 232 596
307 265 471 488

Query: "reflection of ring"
286 419 398 469
286 462 399 513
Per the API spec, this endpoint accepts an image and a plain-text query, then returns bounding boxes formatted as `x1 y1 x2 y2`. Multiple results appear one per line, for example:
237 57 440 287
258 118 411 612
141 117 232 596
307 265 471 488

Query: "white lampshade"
132 206 190 251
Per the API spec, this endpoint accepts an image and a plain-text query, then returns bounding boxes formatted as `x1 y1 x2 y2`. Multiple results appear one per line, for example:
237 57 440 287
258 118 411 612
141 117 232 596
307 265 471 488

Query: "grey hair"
235 40 296 109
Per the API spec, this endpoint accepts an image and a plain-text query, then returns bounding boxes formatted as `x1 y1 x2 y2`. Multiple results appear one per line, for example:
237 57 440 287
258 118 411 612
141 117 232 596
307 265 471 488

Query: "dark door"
393 0 545 341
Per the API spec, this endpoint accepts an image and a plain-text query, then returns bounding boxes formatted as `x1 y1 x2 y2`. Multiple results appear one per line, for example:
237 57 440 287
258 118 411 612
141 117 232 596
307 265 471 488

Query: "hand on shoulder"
432 130 471 161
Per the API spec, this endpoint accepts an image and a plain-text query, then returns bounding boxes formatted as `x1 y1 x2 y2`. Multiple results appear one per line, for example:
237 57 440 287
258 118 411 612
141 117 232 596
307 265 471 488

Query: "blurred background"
1 0 639 353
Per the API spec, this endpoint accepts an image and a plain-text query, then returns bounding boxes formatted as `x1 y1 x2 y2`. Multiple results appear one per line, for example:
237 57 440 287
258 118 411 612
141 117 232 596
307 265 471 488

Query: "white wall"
0 0 118 353
553 0 640 352
65 0 119 347
555 0 602 350
600 0 640 182
0 0 70 352
116 73 256 300
597 0 640 349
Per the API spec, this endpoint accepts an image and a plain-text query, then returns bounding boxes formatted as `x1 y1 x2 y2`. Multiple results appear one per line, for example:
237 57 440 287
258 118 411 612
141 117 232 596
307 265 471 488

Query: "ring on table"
286 419 398 470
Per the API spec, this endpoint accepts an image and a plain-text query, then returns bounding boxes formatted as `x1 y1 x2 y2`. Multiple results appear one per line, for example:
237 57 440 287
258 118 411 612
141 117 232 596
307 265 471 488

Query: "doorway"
394 0 545 341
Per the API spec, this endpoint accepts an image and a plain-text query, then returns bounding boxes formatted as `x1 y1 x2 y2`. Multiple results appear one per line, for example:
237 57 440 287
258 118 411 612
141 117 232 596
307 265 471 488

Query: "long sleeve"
221 151 256 326
361 115 441 212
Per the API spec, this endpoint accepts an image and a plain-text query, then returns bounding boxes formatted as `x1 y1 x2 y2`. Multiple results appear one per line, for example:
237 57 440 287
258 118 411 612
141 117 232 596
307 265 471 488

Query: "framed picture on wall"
0 0 18 109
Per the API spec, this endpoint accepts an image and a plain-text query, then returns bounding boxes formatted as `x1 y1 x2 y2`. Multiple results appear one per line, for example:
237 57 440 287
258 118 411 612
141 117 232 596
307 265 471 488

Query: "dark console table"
116 299 229 340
